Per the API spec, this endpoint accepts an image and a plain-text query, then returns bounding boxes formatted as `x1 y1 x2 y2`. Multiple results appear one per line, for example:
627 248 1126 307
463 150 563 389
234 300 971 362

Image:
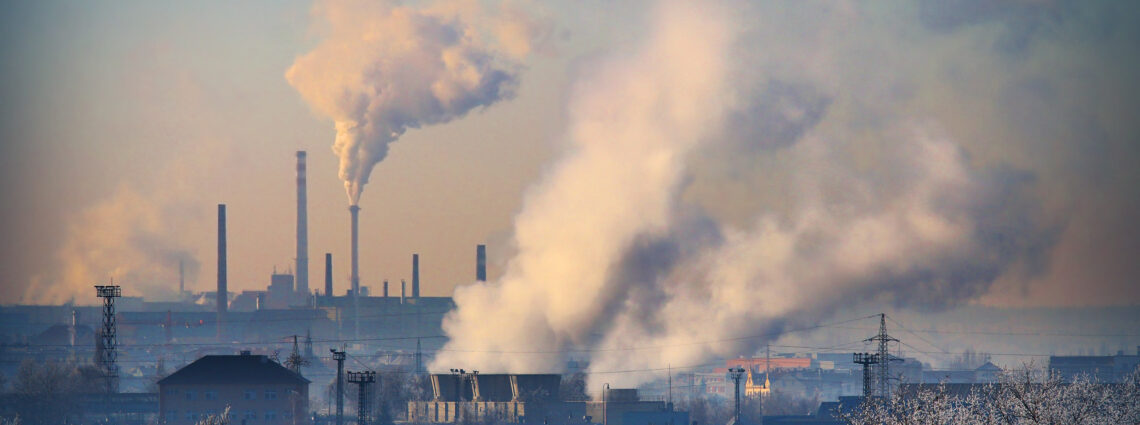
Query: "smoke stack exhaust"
401 279 406 304
325 253 333 298
383 279 389 298
178 259 184 294
296 151 310 295
476 244 487 282
412 254 420 298
217 204 227 339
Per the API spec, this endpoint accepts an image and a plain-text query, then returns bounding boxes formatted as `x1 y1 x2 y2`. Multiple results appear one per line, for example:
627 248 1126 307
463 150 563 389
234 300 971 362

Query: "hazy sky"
2 0 1139 317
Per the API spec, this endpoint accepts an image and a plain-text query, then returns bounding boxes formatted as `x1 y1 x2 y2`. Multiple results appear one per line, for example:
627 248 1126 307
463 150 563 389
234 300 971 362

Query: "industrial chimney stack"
349 205 360 338
296 151 309 295
476 244 487 282
325 253 333 298
217 204 228 339
349 206 360 296
412 254 420 298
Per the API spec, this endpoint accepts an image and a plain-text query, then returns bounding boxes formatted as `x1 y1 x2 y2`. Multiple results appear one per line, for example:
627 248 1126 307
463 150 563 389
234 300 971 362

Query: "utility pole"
729 366 745 425
347 371 376 425
94 284 121 393
602 383 610 425
331 347 346 425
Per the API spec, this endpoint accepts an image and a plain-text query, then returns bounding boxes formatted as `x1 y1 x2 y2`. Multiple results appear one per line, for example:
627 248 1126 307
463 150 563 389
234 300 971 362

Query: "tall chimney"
412 254 420 298
401 279 406 304
325 253 333 298
217 204 227 339
296 151 310 295
476 244 487 282
178 259 184 294
349 205 360 338
383 280 389 298
349 206 360 296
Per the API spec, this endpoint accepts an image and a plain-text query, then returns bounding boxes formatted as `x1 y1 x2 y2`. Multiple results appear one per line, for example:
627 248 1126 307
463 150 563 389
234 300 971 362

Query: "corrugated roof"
157 354 310 386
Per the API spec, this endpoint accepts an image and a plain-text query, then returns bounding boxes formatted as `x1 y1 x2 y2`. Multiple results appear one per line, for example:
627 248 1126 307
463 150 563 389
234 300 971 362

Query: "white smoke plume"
435 0 1060 391
435 0 737 374
287 0 544 204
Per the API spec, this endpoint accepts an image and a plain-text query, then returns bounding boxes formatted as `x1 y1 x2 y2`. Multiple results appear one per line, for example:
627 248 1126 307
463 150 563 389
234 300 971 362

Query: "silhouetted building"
158 352 310 425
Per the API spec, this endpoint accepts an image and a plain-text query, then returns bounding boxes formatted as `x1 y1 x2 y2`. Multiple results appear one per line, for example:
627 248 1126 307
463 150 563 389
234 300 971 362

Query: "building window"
166 410 177 422
264 389 277 400
185 411 195 421
185 390 195 401
264 410 276 421
205 390 218 400
244 410 257 421
244 389 257 400
166 387 178 396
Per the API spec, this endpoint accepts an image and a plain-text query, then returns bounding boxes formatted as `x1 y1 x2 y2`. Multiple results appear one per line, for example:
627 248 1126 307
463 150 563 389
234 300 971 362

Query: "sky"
1 0 1140 383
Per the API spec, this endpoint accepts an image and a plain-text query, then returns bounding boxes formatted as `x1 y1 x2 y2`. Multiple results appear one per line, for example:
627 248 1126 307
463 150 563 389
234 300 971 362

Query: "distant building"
409 373 570 424
157 352 310 425
1049 347 1140 383
744 367 770 399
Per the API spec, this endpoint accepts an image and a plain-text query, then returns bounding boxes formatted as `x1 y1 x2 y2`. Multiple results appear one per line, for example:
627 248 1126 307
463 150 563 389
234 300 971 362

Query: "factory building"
408 375 677 425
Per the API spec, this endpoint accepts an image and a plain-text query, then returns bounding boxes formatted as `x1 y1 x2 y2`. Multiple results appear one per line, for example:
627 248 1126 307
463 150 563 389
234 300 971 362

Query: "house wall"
159 383 308 425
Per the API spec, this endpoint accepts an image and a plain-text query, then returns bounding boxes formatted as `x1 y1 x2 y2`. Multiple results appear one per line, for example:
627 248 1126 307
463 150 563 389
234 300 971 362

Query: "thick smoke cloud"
435 0 736 374
286 0 544 204
436 0 1137 389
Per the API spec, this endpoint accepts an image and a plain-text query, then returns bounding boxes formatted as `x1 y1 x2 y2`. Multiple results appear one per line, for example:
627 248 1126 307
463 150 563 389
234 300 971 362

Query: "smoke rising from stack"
435 0 1057 390
286 0 545 204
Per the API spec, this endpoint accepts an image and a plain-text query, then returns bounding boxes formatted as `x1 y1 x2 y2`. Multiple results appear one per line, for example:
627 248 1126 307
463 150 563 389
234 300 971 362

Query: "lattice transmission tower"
95 284 121 393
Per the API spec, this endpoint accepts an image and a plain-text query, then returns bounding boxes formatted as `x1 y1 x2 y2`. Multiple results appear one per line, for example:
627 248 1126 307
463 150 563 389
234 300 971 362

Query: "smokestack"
178 259 184 294
325 253 333 298
401 279 406 304
350 206 360 296
70 309 78 347
296 151 310 295
217 204 227 339
349 205 360 338
476 244 487 282
383 280 389 298
412 254 420 298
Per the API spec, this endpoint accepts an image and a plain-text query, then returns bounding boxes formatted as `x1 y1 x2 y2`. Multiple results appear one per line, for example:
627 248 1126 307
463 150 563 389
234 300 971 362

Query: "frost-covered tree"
193 406 230 425
840 364 1140 425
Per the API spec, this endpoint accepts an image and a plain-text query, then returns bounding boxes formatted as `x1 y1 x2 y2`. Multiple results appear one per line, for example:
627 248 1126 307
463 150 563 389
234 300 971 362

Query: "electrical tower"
857 313 901 398
331 347 346 425
94 284 121 393
414 338 424 375
347 371 376 425
285 335 310 374
729 366 745 425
